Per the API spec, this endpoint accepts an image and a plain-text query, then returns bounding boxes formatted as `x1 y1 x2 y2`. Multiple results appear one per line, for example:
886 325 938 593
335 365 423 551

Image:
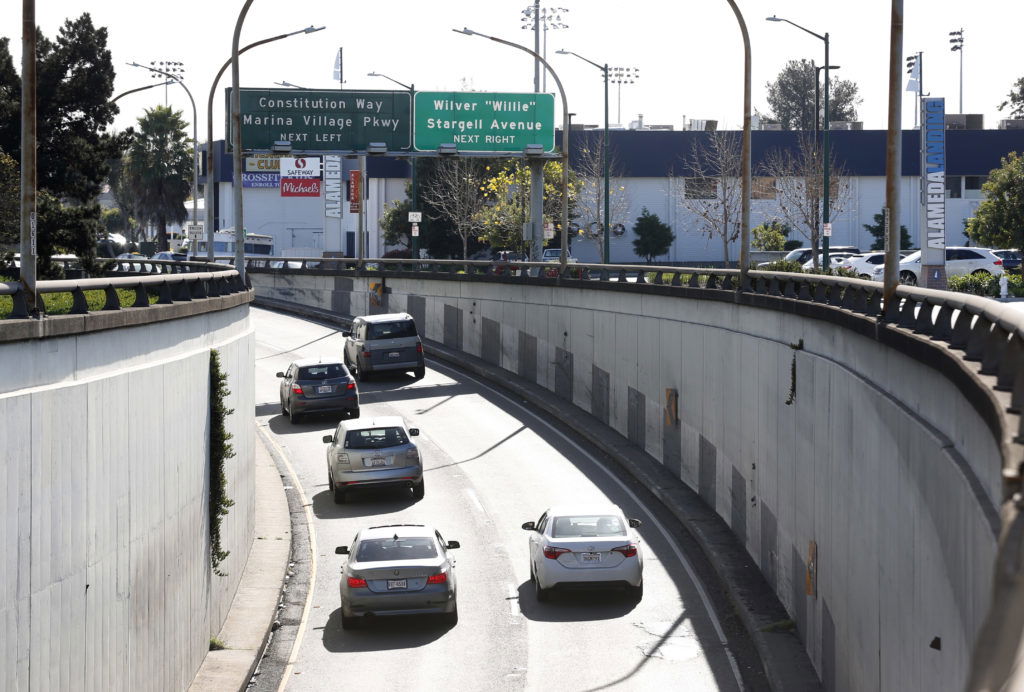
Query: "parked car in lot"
335 523 460 629
541 248 578 263
873 247 1005 285
992 249 1022 273
522 504 644 602
343 313 425 381
323 415 424 503
277 360 359 424
758 245 860 268
837 252 886 278
801 252 858 271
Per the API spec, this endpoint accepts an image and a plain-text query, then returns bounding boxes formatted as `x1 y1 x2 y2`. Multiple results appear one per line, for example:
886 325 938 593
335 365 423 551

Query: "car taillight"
612 544 638 558
543 546 571 560
346 382 356 390
416 343 423 354
347 577 367 588
426 572 447 584
405 448 419 460
362 350 371 358
291 386 303 395
994 260 1003 266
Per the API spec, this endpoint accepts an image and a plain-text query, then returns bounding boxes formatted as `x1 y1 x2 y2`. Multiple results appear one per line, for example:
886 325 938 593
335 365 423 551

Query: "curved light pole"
129 61 199 253
556 49 610 263
206 26 324 261
231 1 255 279
112 80 176 104
368 72 418 259
767 14 832 268
726 0 752 280
455 27 571 268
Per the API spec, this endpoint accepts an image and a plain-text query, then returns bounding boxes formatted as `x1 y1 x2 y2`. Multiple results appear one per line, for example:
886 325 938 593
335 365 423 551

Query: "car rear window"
298 364 345 380
551 515 626 538
367 320 417 340
344 426 409 449
355 537 437 562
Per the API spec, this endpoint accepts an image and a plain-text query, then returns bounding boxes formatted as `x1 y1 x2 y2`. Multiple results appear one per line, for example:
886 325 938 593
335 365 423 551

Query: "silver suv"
323 416 424 503
343 313 425 381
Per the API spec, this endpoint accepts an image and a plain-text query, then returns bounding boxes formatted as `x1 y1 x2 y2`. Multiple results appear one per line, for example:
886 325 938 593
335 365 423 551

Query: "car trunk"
344 446 417 472
294 376 353 399
365 336 419 365
351 558 445 593
550 537 632 569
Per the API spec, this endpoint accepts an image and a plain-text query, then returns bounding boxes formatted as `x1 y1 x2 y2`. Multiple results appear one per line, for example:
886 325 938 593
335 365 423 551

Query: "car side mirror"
628 518 642 528
335 546 349 555
275 371 285 378
409 428 420 436
446 540 460 550
322 435 334 444
341 330 351 338
521 521 536 531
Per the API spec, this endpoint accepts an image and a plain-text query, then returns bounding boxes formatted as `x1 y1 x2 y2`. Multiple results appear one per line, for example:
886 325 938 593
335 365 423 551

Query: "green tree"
765 59 862 130
998 77 1024 119
863 209 914 251
752 220 790 251
380 196 412 252
122 106 192 251
966 152 1024 249
631 207 674 263
0 150 17 248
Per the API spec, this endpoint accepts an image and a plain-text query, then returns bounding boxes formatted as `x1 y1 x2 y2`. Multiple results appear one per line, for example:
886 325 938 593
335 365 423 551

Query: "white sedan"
522 504 644 602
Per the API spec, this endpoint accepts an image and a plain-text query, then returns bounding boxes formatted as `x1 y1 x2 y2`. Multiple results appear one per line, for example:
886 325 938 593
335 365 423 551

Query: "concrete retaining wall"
0 304 255 691
254 272 1000 691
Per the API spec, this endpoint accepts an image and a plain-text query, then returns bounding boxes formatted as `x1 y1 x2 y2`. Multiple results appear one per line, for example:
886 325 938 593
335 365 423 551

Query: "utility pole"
20 0 38 315
883 1 904 303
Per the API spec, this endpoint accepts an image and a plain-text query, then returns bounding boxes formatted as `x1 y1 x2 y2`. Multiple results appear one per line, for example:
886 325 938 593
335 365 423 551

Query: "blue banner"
242 172 279 189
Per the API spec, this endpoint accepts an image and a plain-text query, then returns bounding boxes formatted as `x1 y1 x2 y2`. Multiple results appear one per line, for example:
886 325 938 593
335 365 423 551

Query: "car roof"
290 358 345 368
357 524 436 540
358 312 414 324
341 415 408 431
544 504 626 517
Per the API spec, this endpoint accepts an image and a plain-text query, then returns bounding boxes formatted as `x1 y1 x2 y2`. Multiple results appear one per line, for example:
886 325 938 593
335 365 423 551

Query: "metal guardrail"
1 260 246 319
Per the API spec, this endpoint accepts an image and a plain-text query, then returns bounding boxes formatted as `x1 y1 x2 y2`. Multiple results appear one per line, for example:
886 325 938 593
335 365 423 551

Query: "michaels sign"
920 98 946 261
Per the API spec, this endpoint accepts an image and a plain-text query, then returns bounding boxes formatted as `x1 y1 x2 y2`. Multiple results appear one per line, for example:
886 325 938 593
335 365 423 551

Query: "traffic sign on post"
414 92 555 152
408 212 422 223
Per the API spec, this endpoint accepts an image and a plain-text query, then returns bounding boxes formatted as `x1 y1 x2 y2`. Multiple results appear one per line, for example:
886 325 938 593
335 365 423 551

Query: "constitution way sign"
414 92 555 153
230 88 412 152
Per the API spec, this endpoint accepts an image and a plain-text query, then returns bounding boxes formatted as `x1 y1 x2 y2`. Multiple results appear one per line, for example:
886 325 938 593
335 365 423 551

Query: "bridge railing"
1 261 246 319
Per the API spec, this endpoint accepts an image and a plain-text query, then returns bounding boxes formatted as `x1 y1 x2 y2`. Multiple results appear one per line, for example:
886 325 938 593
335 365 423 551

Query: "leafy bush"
209 349 236 575
946 272 1024 297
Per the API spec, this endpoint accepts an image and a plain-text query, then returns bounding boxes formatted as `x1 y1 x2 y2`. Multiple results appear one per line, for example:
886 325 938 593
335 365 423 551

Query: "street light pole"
950 29 964 113
767 14 833 268
883 0 904 303
367 72 417 259
20 0 37 314
455 28 570 269
725 0 752 280
556 49 610 263
206 27 324 262
231 0 255 280
129 61 199 255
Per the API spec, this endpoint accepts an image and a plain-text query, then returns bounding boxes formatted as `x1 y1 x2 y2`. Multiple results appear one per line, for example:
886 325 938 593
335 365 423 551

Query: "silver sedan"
335 524 460 630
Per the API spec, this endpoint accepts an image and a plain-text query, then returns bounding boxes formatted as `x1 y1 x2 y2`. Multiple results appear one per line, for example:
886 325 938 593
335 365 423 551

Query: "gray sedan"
278 359 359 424
335 524 460 630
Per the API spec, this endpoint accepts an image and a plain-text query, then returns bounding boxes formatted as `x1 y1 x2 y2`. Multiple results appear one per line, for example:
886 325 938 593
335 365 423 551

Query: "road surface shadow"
310 488 419 521
321 607 452 652
515 580 638 622
266 412 342 436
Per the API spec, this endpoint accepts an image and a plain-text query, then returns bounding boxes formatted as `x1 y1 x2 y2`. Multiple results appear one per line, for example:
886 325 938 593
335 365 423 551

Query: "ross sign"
281 179 321 197
324 155 343 218
408 211 422 223
242 172 279 188
232 88 412 152
920 97 947 269
414 91 556 152
280 157 321 178
823 222 832 237
348 170 361 213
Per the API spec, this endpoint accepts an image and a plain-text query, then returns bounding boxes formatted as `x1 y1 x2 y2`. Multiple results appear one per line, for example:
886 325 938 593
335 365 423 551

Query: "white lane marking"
428 359 745 690
464 487 486 515
259 427 319 692
508 582 521 617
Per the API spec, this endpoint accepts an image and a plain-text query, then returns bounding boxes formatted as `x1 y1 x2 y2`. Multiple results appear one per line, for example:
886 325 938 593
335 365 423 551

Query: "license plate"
388 351 400 359
365 456 388 467
317 385 332 393
387 579 407 590
581 552 601 563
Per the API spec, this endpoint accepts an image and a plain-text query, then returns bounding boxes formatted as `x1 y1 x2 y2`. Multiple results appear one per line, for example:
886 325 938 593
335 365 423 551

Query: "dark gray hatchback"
277 360 359 424
343 313 425 381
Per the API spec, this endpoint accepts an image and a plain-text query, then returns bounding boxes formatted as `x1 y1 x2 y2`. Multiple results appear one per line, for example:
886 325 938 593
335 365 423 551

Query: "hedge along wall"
253 271 1001 692
0 303 255 692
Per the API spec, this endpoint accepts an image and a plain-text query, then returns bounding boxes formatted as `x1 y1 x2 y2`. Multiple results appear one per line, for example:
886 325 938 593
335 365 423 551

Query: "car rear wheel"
341 614 360 630
443 606 458 626
899 271 918 286
412 479 425 500
348 407 361 419
628 581 644 602
355 361 369 382
289 406 302 424
972 269 991 277
533 565 550 602
333 483 346 504
414 365 425 380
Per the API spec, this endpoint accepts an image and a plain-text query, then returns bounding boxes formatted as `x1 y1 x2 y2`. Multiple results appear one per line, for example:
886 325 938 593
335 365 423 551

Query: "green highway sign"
414 92 555 152
231 88 412 152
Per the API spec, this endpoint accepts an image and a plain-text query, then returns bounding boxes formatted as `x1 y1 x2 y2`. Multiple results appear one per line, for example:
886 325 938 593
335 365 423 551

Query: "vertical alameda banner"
280 157 322 197
414 92 556 152
920 97 947 288
324 155 343 218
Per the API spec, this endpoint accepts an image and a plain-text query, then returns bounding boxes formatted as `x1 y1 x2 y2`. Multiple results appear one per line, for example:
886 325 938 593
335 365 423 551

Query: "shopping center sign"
232 88 412 152
413 92 555 152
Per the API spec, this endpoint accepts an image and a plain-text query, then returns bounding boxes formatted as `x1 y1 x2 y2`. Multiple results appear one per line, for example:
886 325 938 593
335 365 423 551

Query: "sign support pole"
358 154 366 264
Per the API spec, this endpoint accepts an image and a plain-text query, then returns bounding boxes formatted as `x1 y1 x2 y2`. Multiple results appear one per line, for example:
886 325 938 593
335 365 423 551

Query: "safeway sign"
280 157 322 197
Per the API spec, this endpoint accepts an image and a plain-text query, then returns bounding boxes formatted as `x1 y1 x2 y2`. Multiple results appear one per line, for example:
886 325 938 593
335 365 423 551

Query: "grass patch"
0 287 158 319
209 637 227 651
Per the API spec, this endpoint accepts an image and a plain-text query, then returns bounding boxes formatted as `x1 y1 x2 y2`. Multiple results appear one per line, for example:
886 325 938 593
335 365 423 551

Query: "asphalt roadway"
249 306 768 692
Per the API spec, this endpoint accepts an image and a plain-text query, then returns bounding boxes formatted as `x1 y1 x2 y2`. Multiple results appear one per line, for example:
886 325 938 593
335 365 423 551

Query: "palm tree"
122 106 192 251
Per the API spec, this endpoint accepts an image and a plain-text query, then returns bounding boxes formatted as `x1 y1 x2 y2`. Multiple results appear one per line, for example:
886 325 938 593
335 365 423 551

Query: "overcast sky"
3 0 1022 141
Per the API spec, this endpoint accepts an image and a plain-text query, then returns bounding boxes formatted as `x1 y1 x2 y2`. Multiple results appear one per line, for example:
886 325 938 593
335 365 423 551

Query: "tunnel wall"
0 302 256 692
253 271 1000 691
